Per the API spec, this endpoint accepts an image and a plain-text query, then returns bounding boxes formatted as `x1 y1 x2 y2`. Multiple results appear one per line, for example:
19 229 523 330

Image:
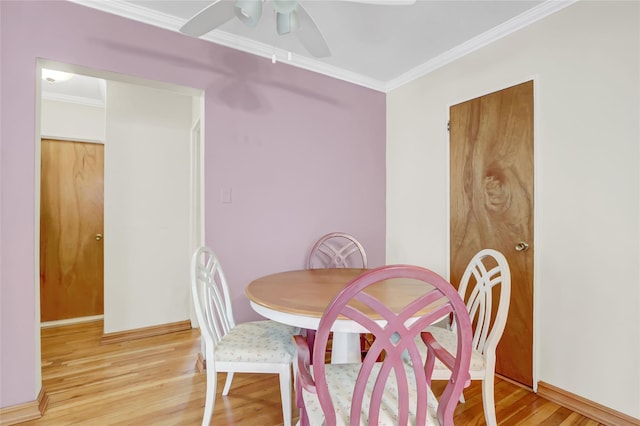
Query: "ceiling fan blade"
179 0 236 37
295 2 331 58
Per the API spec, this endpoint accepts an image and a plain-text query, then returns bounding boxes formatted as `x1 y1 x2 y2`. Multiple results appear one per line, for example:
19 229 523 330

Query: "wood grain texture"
0 388 48 425
40 139 104 321
246 268 439 319
100 320 192 344
450 81 534 387
17 320 606 426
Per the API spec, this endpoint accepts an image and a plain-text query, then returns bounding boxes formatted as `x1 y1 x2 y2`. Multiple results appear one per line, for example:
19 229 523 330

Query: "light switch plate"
221 187 232 204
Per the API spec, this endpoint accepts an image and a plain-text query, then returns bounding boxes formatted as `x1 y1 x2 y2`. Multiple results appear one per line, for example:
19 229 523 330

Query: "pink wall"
0 1 385 407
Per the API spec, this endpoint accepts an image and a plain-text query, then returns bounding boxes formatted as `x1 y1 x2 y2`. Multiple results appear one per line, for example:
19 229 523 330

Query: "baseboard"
0 387 49 425
195 352 207 373
101 320 192 344
537 381 640 426
41 314 104 328
496 373 533 391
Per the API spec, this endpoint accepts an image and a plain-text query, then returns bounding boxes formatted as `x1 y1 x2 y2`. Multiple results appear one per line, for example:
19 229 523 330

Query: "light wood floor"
23 321 601 425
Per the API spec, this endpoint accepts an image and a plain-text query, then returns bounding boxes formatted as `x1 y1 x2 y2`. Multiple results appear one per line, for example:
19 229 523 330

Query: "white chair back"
190 246 296 426
453 248 511 359
191 246 236 355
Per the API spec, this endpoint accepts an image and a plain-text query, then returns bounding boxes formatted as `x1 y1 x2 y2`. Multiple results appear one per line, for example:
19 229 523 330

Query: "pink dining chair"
305 232 369 361
293 265 473 426
306 232 368 269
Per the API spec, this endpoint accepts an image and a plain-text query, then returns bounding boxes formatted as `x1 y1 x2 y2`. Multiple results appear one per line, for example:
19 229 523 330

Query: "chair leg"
279 366 293 426
306 329 315 364
300 405 310 426
482 375 497 426
221 372 234 396
202 367 217 426
294 363 309 426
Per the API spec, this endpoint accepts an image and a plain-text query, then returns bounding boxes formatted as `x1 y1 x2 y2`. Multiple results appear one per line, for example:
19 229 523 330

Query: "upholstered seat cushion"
302 363 440 425
409 325 485 372
215 320 299 363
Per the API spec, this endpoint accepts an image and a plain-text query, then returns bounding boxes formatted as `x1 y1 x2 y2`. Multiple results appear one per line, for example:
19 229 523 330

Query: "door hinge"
447 121 450 132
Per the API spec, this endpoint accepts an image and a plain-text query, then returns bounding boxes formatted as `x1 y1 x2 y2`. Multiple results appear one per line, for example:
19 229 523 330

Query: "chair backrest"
454 249 511 359
191 246 236 352
306 232 367 269
312 265 472 425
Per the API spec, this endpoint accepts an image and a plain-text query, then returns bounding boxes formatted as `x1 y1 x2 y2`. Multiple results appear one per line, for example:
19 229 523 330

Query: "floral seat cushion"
215 320 299 363
302 363 440 425
409 325 485 371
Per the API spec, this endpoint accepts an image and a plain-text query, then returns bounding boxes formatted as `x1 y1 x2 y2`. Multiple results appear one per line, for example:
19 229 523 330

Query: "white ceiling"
45 0 575 103
41 71 106 107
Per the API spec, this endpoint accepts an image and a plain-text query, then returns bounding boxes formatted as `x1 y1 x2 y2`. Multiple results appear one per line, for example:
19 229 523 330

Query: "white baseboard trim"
41 315 104 328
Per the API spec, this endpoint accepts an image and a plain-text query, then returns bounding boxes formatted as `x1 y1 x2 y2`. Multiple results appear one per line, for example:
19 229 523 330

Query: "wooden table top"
245 268 437 320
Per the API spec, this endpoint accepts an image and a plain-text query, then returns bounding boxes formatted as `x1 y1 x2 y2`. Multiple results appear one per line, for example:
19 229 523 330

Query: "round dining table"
245 268 438 364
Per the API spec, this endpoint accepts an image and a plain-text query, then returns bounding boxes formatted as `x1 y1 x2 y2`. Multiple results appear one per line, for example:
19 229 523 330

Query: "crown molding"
197 30 388 91
68 0 387 91
384 0 578 92
69 0 577 93
41 92 105 108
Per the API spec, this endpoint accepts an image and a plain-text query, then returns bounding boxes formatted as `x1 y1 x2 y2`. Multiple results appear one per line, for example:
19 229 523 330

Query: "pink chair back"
311 265 472 425
307 232 367 269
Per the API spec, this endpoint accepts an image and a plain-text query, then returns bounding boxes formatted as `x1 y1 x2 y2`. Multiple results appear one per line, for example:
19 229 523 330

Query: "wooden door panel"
40 139 104 321
450 81 534 387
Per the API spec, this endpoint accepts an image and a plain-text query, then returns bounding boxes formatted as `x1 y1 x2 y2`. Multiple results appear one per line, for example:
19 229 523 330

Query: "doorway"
34 60 204 333
449 80 534 388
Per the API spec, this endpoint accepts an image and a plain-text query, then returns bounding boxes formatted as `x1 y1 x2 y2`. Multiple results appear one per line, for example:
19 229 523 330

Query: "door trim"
39 135 104 145
34 59 205 402
188 116 205 328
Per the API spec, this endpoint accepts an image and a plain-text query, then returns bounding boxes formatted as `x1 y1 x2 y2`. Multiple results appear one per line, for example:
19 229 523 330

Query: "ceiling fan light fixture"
276 10 299 35
234 0 263 27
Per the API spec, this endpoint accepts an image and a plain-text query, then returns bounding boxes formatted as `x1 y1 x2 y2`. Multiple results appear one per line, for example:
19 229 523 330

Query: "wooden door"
40 139 104 322
449 81 534 388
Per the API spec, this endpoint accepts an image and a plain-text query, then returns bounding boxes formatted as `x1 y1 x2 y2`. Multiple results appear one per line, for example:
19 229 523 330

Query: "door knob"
95 233 103 241
515 241 529 252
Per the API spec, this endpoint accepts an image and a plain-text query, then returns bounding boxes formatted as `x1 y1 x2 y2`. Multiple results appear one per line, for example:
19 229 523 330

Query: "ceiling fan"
179 0 415 59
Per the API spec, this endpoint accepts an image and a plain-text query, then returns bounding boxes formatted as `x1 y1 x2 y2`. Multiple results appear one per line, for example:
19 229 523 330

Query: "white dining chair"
411 248 511 426
191 246 298 426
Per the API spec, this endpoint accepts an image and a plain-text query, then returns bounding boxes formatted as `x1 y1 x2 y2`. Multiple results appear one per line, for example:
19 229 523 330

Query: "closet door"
40 138 104 321
450 81 534 387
